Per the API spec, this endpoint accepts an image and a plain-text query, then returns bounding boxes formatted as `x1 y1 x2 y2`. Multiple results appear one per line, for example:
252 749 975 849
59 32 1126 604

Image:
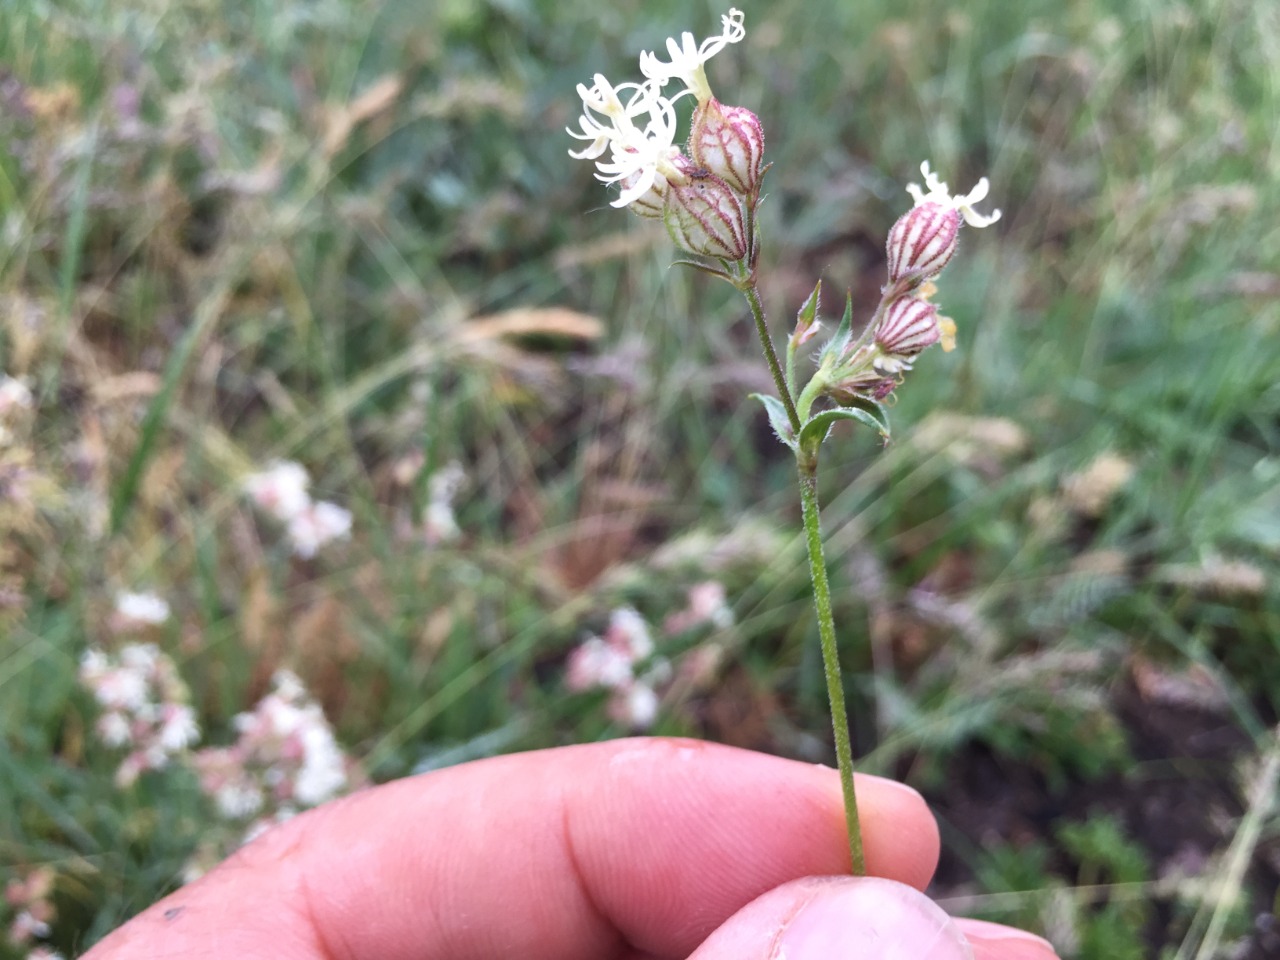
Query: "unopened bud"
791 280 822 346
875 295 940 357
826 371 899 405
664 172 748 261
689 99 765 196
886 202 960 286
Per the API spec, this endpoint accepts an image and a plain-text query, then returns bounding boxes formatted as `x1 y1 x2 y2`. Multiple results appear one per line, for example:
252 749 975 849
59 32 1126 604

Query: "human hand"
83 738 1056 959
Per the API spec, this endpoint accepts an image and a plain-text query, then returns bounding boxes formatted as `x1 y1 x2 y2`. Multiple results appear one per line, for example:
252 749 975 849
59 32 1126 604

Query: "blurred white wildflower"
244 461 352 558
243 461 311 521
607 682 661 729
285 501 353 559
8 910 50 946
79 643 200 787
112 591 170 629
564 607 668 731
607 606 654 661
192 670 353 823
0 374 33 417
5 868 55 951
664 580 734 634
638 8 746 103
424 461 466 545
565 636 634 691
0 371 33 447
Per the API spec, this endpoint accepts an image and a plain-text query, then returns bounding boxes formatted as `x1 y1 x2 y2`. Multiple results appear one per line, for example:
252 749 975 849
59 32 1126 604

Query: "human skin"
82 738 1056 960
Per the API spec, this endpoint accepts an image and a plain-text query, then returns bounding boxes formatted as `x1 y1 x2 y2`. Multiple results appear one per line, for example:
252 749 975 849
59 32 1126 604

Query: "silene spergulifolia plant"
569 8 1000 874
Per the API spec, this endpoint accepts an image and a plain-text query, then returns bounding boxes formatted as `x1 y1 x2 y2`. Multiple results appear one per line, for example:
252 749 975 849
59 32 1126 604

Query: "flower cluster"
663 580 734 634
568 9 765 263
5 866 60 960
78 641 200 787
565 607 670 730
243 461 352 559
191 670 353 823
818 162 1000 401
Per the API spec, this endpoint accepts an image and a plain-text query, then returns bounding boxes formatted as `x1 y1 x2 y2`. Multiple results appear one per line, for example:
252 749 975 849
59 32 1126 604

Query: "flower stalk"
797 453 865 875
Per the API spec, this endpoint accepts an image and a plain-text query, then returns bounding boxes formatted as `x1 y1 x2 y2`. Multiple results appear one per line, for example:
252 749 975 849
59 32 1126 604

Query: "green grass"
2 0 1278 957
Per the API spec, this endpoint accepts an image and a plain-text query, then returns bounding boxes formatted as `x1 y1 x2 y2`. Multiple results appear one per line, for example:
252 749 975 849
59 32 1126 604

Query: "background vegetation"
2 0 1277 956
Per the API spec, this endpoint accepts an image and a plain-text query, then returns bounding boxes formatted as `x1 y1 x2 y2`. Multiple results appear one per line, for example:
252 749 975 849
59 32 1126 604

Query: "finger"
690 876 973 960
83 738 938 960
690 877 1059 960
954 918 1059 960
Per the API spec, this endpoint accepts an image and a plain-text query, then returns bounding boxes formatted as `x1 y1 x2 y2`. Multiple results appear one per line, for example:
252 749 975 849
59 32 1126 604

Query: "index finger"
84 738 939 960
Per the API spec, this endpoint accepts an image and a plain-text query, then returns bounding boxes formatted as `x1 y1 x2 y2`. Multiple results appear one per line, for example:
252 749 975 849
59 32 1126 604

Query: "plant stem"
739 275 862 874
741 280 801 433
797 456 865 875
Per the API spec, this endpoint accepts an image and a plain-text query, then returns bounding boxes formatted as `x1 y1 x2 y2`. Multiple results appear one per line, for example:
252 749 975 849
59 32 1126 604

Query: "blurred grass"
1 0 1278 957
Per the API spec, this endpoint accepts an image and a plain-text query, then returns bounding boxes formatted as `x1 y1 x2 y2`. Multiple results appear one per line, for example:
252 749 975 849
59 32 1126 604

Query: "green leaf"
798 399 891 452
796 279 821 333
818 289 855 364
749 392 798 450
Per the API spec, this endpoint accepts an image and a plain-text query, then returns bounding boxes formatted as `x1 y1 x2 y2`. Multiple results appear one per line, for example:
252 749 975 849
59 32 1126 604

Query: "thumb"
690 876 973 960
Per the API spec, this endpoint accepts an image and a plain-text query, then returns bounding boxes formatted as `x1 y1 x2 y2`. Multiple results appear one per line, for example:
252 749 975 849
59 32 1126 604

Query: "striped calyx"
689 99 764 196
621 153 693 219
664 174 749 261
875 295 941 357
886 201 960 285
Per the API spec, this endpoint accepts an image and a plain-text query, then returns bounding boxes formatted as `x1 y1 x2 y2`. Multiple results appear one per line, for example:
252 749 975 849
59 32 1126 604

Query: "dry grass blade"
458 307 605 344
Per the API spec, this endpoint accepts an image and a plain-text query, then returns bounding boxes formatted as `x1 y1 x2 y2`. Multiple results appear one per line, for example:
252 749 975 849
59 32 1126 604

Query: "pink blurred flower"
285 501 352 558
243 461 310 520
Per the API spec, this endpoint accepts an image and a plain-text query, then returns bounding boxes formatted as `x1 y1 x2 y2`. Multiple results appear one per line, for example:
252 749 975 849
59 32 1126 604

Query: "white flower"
96 711 132 747
271 669 307 704
567 74 685 208
285 500 352 558
607 607 654 661
258 695 307 737
158 703 201 751
293 723 348 806
565 636 634 691
9 909 51 943
905 161 1002 228
244 461 312 521
115 592 170 626
639 8 746 103
0 374 33 416
608 682 661 730
119 641 163 671
215 780 265 819
79 648 109 680
92 666 149 712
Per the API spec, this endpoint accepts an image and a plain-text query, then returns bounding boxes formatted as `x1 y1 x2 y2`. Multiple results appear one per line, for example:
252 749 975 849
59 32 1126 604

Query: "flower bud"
689 98 765 195
886 201 960 286
826 372 899 405
664 172 748 261
875 295 941 357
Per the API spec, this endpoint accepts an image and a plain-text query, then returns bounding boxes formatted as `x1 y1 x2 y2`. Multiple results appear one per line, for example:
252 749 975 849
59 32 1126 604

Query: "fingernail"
955 918 1059 959
775 877 971 959
859 773 926 805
